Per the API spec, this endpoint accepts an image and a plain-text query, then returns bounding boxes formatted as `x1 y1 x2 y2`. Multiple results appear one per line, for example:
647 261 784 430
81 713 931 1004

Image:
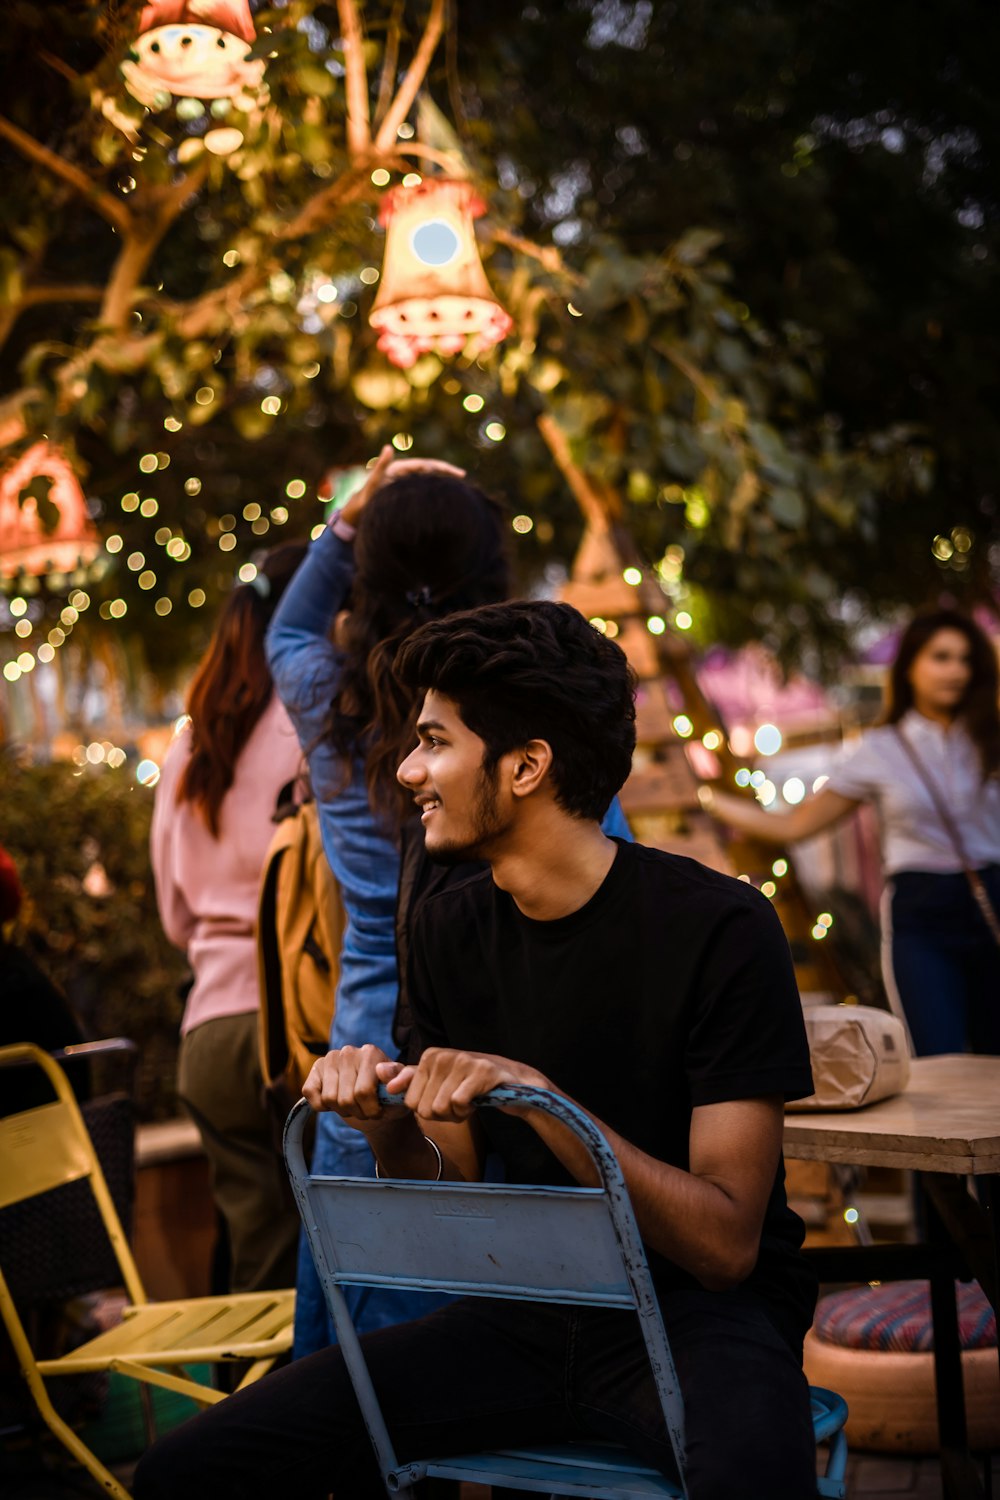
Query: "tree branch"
39 49 80 85
277 160 374 242
0 115 133 236
373 0 446 153
491 226 580 280
653 339 719 409
338 0 372 160
537 412 617 534
374 0 404 127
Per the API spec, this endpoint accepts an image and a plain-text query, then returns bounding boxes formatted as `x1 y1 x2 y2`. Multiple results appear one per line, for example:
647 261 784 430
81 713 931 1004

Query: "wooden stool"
803 1279 998 1454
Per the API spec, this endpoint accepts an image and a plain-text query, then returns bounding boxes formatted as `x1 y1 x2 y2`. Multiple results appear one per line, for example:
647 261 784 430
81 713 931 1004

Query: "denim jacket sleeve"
265 525 354 754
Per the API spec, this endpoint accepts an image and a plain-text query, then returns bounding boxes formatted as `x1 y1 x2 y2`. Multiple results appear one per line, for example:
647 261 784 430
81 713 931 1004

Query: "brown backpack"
257 785 345 1119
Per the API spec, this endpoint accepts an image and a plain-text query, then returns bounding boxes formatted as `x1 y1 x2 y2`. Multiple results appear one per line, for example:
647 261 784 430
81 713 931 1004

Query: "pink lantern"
122 0 265 107
0 444 100 579
369 180 513 369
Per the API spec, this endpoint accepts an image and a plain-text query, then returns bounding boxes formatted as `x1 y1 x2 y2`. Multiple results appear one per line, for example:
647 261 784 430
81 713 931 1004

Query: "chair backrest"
0 1043 145 1308
284 1085 687 1488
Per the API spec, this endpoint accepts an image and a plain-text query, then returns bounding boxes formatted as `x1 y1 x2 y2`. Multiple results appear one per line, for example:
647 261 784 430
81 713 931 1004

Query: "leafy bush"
0 755 188 1119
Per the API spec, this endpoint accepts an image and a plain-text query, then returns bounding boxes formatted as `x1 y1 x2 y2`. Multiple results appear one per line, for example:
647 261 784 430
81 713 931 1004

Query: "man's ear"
509 738 554 799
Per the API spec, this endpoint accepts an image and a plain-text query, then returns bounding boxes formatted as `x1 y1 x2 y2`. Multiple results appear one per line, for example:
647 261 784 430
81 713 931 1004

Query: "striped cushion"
814 1280 996 1353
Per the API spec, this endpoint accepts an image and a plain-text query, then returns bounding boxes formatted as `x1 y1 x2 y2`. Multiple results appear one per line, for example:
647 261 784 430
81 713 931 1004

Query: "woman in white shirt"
705 610 1000 1055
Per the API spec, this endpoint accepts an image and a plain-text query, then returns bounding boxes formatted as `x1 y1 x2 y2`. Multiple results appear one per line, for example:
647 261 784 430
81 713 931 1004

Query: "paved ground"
6 1444 993 1497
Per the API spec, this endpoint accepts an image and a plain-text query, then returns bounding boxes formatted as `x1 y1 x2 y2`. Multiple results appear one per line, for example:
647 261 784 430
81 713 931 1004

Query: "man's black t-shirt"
407 837 817 1350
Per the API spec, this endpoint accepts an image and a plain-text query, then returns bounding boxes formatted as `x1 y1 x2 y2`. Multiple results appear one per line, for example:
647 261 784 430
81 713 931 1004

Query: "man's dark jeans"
133 1287 818 1500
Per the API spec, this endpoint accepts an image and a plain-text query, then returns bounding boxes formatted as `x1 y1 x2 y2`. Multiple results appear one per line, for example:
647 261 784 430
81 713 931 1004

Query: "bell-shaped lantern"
369 180 513 369
122 0 265 109
0 444 100 580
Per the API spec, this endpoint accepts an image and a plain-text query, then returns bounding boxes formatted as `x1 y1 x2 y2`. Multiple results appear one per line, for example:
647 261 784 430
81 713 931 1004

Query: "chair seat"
37 1291 295 1374
404 1390 849 1500
421 1441 682 1498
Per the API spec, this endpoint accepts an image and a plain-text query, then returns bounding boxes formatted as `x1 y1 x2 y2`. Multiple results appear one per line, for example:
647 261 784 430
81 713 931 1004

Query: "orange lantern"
121 0 265 108
369 180 513 369
0 444 100 580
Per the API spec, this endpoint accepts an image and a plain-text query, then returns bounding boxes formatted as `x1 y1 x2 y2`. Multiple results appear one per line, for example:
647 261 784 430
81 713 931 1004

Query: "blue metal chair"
284 1085 848 1499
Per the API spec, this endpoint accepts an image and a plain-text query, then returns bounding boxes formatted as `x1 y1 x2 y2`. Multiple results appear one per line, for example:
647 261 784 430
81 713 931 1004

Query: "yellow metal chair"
0 1042 295 1500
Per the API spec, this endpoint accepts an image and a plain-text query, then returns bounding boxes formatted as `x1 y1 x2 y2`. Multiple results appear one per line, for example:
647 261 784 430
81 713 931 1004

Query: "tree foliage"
0 753 188 1117
0 0 996 688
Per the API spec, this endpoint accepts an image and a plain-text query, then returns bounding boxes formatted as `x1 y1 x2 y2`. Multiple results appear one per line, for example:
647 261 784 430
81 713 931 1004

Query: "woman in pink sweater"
150 543 306 1292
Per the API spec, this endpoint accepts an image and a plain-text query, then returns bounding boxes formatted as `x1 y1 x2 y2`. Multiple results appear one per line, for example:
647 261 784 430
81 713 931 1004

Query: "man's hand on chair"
302 1044 406 1125
388 1048 549 1122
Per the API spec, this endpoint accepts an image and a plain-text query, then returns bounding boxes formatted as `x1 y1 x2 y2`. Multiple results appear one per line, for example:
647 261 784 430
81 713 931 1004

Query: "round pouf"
803 1280 998 1454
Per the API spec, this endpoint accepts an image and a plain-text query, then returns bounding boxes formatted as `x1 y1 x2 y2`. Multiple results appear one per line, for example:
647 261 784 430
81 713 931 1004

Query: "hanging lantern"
121 0 265 110
369 180 513 369
0 444 100 580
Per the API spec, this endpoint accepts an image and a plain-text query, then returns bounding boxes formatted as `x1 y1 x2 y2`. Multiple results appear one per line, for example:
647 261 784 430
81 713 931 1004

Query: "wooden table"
784 1055 1000 1500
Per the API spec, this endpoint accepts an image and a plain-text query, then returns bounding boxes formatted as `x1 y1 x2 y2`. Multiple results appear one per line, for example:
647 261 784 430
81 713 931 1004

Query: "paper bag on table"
787 1004 911 1112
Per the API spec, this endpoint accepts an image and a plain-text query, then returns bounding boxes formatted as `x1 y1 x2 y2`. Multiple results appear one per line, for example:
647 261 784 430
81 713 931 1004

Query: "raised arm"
702 784 860 844
265 524 356 752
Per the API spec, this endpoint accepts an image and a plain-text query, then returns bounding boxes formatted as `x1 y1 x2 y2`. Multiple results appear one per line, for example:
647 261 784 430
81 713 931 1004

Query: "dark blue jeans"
890 866 1000 1056
133 1288 818 1500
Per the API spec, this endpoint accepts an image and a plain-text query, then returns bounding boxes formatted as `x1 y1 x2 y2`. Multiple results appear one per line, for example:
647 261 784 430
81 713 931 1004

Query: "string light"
623 567 642 586
772 858 789 877
646 615 666 635
462 394 484 413
754 723 783 755
782 777 806 804
702 730 722 751
285 480 306 499
185 478 203 496
675 611 693 630
485 422 506 442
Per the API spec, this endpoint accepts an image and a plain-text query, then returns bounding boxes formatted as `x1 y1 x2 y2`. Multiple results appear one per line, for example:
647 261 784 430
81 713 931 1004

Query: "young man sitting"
135 600 819 1500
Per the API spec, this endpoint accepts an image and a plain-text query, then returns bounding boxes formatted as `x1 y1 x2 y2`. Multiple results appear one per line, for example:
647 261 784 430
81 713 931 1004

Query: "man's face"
397 690 511 863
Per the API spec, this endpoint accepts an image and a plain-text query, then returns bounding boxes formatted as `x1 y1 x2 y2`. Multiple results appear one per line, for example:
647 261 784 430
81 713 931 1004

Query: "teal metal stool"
284 1085 848 1499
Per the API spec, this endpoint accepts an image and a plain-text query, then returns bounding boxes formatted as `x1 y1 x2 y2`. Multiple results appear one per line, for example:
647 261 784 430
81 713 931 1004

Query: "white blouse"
825 710 1000 876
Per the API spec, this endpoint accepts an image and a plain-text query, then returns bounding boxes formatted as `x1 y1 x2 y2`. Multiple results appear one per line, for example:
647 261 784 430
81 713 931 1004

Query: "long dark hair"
886 608 1000 780
328 472 509 827
178 541 308 835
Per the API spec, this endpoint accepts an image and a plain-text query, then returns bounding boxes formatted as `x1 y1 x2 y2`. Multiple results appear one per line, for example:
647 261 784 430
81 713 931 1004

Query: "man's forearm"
523 1101 771 1292
366 1114 468 1182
